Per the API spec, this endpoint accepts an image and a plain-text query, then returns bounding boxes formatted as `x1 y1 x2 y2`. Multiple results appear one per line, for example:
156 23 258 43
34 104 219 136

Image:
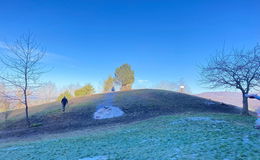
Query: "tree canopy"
114 64 135 90
103 76 114 92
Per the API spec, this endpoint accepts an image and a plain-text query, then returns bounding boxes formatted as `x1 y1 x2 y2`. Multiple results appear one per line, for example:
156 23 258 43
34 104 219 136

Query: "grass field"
1 113 259 160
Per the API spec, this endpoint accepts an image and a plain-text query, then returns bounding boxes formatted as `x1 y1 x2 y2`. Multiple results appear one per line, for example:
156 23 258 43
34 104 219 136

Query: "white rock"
93 106 124 119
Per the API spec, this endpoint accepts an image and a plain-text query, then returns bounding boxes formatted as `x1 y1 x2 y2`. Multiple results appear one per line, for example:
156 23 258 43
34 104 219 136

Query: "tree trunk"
4 111 8 127
25 103 30 127
24 91 30 127
242 93 249 115
120 84 132 91
4 111 8 123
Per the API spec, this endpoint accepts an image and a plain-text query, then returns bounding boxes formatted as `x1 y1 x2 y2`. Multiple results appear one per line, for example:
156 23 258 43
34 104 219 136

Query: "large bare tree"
200 45 260 115
0 33 46 126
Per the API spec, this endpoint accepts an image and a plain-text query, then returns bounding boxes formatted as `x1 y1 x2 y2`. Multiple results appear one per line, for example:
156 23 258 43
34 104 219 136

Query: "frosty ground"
0 113 259 160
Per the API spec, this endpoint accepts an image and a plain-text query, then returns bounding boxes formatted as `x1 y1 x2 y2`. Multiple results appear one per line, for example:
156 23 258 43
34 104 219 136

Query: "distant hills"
196 92 260 111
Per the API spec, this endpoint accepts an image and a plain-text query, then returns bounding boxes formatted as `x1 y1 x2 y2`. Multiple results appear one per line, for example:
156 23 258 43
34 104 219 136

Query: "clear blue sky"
0 0 259 93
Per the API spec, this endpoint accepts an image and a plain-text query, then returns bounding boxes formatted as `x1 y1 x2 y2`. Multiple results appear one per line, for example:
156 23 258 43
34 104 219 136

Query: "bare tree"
35 81 58 104
200 45 260 115
0 33 46 126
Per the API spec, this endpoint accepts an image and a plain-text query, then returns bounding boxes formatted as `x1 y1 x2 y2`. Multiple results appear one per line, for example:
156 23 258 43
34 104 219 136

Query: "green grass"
0 113 259 160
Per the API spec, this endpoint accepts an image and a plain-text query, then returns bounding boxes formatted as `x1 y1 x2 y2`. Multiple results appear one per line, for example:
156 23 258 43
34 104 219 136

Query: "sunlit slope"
0 89 241 137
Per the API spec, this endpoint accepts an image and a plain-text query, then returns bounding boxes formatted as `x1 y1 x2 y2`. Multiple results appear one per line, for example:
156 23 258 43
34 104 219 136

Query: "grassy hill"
0 89 241 138
1 89 259 160
0 113 259 160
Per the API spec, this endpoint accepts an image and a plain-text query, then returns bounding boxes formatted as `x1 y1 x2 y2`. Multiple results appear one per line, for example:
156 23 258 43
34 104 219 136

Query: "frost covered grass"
0 113 259 160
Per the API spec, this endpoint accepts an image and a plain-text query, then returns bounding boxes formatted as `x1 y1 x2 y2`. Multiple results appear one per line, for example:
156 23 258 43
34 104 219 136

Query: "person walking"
61 96 68 112
111 86 115 92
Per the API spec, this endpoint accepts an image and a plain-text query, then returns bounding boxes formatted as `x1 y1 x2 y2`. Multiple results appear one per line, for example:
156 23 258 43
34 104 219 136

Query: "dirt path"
96 92 116 110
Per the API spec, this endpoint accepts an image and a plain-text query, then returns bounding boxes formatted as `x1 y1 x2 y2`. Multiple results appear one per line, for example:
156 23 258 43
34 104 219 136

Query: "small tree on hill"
114 64 135 91
200 45 260 115
0 99 10 124
103 76 114 92
36 81 58 104
0 33 46 127
0 83 10 123
74 84 95 97
57 90 73 101
67 83 81 96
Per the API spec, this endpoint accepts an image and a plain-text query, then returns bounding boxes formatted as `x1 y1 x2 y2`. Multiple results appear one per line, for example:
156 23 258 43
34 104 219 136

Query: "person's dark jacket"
61 97 68 106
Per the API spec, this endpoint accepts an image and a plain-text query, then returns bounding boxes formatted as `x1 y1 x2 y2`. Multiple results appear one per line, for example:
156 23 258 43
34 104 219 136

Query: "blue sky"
0 0 259 93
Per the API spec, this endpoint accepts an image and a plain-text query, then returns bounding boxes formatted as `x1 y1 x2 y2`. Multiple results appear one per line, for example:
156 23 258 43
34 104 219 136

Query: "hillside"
0 89 241 138
196 92 260 111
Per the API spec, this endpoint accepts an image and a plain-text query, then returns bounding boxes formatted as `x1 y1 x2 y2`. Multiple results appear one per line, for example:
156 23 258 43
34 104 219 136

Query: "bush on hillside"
74 84 95 97
57 90 73 101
